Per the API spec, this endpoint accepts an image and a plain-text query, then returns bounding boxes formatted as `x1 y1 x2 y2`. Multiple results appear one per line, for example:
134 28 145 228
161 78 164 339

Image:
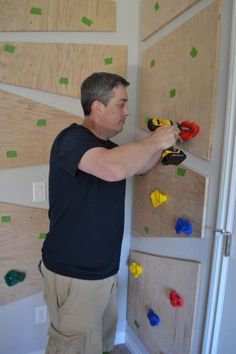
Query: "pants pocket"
47 325 87 354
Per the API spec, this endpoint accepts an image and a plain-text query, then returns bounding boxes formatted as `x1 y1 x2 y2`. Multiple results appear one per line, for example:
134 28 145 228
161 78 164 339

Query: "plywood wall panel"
0 90 83 169
139 2 221 160
132 164 208 237
0 0 116 32
141 0 200 40
127 250 201 354
0 203 49 305
0 43 128 98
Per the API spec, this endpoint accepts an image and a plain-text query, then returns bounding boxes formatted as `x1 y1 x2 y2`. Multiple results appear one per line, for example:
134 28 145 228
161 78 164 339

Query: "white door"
128 1 236 354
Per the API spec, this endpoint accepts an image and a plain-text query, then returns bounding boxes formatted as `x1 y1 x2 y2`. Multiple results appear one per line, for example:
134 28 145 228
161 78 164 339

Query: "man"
40 72 180 354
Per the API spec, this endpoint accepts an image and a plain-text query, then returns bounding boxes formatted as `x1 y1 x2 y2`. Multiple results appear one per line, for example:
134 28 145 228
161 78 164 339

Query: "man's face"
101 85 130 136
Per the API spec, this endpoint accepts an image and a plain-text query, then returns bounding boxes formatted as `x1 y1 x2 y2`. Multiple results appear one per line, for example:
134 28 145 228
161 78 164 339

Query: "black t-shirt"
42 123 126 280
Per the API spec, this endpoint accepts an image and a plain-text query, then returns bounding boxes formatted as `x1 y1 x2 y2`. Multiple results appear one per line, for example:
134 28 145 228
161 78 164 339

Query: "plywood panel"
127 250 201 354
139 2 221 160
0 90 83 169
0 203 49 305
0 0 116 32
141 0 200 40
132 164 208 237
0 43 127 98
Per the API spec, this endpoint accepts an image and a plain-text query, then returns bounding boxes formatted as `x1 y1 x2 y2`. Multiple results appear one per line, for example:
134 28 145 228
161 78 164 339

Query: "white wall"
0 1 140 353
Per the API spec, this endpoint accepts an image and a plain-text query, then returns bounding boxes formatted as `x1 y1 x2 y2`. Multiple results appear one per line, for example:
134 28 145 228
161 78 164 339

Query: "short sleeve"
53 125 102 176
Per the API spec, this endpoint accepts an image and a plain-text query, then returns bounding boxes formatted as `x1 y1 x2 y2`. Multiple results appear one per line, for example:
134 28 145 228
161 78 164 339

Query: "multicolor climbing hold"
4 269 26 287
150 189 168 208
147 308 160 326
175 218 192 236
169 290 184 307
129 262 143 278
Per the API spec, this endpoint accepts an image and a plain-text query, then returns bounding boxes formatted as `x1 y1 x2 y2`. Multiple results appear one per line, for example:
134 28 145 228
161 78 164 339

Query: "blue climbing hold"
147 308 160 326
175 218 192 236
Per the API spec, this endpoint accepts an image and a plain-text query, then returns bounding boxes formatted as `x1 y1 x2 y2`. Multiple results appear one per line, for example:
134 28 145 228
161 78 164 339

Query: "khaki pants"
40 261 118 354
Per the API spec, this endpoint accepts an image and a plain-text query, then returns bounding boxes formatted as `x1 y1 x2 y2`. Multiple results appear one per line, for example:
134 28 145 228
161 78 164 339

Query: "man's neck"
82 117 109 141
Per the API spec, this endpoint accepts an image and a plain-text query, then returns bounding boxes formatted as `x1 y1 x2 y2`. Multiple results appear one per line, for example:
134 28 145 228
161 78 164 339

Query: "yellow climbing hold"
129 262 143 278
150 189 167 207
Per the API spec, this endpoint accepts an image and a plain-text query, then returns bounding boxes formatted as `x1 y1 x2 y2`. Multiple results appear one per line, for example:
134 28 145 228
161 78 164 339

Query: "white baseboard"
125 325 150 354
115 330 126 344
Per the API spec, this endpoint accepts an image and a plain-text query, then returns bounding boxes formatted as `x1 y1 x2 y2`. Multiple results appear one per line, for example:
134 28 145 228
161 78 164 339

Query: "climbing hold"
169 290 184 307
4 269 26 287
175 218 192 236
147 308 160 326
150 189 168 208
129 262 143 278
179 121 200 141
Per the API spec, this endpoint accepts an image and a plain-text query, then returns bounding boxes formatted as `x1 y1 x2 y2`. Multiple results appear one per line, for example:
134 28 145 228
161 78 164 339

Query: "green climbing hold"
4 269 26 287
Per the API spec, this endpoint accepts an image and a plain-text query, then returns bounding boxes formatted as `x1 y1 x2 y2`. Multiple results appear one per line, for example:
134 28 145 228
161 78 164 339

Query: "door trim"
202 1 236 352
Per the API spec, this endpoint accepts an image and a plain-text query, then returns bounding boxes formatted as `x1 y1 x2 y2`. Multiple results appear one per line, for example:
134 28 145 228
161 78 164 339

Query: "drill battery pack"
161 147 186 165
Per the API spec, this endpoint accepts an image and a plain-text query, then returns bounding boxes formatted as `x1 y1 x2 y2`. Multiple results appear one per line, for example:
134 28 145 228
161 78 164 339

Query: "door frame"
202 1 236 352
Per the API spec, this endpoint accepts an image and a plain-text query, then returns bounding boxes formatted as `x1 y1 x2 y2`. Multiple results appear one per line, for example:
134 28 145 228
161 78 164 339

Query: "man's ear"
91 100 105 115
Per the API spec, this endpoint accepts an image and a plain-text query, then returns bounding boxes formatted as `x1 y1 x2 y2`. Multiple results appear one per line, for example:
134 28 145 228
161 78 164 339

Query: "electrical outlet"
32 181 46 202
35 305 47 324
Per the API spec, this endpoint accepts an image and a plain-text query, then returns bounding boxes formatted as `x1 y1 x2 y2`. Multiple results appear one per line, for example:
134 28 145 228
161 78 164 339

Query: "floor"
111 344 131 353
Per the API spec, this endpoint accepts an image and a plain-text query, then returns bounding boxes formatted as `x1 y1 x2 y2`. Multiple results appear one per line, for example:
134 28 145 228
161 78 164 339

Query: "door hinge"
215 229 232 257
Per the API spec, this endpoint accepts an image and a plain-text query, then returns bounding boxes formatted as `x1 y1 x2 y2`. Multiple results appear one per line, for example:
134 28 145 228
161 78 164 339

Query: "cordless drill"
147 118 200 165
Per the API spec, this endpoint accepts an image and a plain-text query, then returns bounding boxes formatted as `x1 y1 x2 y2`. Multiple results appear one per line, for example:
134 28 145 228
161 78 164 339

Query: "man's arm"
78 125 180 181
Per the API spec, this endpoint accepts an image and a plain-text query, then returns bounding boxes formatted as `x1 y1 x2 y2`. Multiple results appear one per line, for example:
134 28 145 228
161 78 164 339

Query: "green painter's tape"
134 319 140 329
4 44 16 53
6 150 17 158
169 89 176 98
177 167 186 176
154 2 160 11
104 57 113 65
81 16 93 27
1 215 11 223
30 7 42 15
39 232 47 240
145 116 151 124
36 119 47 126
59 77 69 85
150 59 156 68
144 225 149 234
190 47 198 58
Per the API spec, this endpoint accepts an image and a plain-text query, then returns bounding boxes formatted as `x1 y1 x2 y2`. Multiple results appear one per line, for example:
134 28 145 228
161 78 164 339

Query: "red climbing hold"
169 290 184 307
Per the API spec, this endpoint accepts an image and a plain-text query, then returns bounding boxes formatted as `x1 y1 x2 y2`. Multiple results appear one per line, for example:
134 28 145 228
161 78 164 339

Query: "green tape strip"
104 57 113 65
30 7 42 15
59 77 69 85
190 47 198 58
154 2 160 11
144 225 149 234
81 16 93 27
36 119 47 126
169 89 176 98
4 44 16 53
177 167 186 176
134 319 140 329
150 59 156 68
6 150 17 158
39 232 47 240
145 116 151 124
1 215 11 223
